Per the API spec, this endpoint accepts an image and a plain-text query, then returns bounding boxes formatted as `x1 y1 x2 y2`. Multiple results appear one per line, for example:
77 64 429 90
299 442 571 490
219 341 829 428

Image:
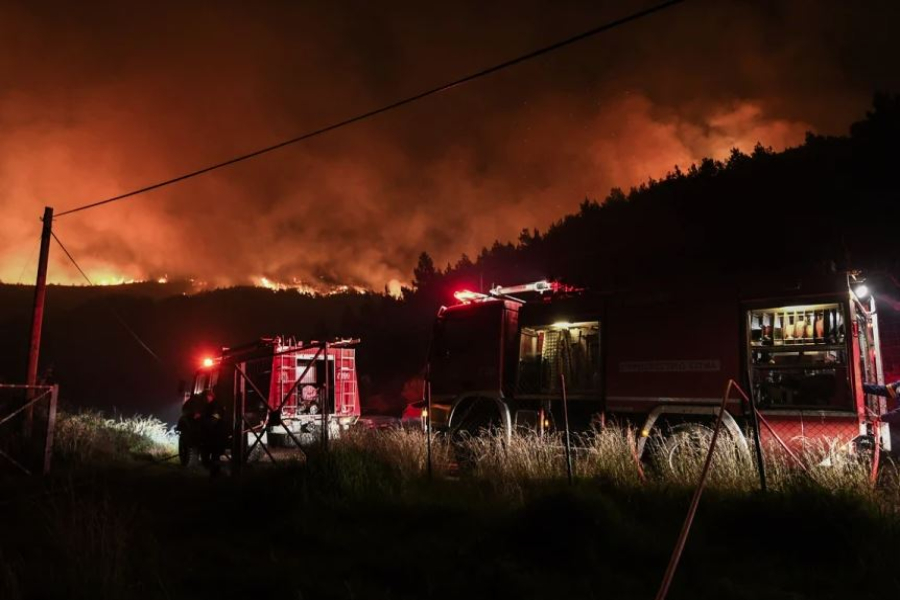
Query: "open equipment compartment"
747 302 850 409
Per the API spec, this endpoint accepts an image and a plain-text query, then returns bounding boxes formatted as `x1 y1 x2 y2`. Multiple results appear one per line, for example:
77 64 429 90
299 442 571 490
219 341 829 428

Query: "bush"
53 410 177 464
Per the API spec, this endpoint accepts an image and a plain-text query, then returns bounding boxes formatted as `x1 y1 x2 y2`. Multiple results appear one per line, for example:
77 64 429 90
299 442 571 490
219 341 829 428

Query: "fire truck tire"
651 423 741 474
450 397 503 437
178 435 200 467
268 431 295 448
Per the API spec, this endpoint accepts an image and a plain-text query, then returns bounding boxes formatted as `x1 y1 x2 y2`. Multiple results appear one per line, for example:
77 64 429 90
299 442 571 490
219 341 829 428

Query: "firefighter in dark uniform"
199 390 228 475
863 380 900 425
176 391 205 465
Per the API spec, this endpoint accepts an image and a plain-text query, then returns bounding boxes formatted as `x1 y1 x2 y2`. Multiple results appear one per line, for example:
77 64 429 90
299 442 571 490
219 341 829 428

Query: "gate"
0 384 59 475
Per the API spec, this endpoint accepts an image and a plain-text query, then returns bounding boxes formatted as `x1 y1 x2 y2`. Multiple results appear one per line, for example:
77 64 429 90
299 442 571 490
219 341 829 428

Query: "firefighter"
863 380 900 424
176 391 205 465
199 389 227 475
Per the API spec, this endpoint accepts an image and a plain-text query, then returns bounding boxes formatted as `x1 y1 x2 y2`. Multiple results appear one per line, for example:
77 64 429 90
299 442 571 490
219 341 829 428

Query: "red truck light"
454 290 480 303
201 357 214 368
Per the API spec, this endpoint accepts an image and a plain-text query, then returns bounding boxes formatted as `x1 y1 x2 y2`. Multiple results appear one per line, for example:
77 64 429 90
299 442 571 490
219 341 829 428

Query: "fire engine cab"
180 337 360 465
423 273 892 455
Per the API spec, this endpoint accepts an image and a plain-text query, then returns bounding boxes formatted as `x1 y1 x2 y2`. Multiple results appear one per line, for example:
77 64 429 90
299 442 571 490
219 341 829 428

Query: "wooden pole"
25 206 53 437
321 341 329 449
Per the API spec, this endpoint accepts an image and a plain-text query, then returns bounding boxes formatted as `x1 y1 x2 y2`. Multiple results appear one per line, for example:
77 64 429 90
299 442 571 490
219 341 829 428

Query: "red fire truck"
421 273 892 456
179 337 360 465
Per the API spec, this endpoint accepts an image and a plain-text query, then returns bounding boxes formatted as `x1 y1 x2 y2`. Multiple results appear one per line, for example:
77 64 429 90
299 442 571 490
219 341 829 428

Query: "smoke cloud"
0 1 896 290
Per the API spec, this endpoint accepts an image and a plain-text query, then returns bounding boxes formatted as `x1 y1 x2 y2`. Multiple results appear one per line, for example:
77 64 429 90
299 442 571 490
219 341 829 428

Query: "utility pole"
25 206 53 436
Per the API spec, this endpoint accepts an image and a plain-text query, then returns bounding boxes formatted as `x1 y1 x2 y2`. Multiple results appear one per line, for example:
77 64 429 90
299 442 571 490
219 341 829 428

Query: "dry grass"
331 425 898 508
53 410 177 464
0 550 21 600
5 416 897 600
43 486 144 600
48 410 896 510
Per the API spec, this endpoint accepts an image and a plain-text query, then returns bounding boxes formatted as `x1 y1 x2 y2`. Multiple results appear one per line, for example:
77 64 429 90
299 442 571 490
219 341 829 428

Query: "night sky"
1 0 897 291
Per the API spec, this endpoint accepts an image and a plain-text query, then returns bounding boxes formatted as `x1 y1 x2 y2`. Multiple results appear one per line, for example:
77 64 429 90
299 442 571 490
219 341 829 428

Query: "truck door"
852 293 889 448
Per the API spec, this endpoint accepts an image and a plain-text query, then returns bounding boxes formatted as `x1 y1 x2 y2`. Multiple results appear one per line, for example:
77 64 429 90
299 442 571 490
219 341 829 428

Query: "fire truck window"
295 360 317 384
243 360 272 412
518 322 600 394
747 304 851 410
314 358 335 402
193 373 209 395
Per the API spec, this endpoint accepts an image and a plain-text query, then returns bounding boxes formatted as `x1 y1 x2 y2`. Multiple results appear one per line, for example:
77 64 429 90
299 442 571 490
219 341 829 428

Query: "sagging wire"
50 230 164 365
53 0 686 218
15 228 41 284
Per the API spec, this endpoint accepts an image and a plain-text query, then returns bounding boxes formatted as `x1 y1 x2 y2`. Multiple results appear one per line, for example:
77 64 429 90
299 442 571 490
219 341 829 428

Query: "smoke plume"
0 0 896 290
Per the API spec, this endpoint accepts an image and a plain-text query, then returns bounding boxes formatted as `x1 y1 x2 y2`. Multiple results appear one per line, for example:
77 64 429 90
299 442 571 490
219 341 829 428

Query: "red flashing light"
453 290 481 304
202 357 214 368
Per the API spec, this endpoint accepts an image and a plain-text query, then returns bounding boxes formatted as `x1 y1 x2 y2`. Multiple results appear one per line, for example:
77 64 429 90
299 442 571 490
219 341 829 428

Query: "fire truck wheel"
450 398 503 437
178 435 199 467
268 431 296 448
652 423 739 475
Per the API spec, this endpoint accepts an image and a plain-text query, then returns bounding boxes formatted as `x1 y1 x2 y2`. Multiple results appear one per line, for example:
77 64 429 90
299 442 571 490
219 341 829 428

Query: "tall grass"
43 486 146 600
5 416 897 600
323 425 898 508
0 550 21 600
53 410 177 464
46 409 896 511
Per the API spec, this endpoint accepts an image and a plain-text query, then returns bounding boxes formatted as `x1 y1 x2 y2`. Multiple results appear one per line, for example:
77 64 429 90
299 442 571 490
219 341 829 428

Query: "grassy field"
1 412 899 600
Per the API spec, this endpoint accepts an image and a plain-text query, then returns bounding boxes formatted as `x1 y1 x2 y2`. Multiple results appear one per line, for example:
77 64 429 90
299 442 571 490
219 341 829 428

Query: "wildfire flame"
253 276 367 296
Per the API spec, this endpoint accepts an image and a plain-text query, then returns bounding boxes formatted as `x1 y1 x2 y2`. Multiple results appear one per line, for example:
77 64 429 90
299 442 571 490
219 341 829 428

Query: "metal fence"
0 384 58 475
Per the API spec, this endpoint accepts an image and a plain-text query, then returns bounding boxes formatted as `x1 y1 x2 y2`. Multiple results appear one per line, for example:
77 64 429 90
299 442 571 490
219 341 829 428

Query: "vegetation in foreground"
1 411 899 599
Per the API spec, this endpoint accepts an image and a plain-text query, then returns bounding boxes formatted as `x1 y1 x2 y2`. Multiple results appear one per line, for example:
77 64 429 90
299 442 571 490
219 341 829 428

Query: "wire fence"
0 384 59 475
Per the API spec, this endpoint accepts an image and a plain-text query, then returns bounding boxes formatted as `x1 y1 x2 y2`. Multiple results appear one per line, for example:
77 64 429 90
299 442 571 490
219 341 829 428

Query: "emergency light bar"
489 280 556 297
453 290 490 303
454 280 561 305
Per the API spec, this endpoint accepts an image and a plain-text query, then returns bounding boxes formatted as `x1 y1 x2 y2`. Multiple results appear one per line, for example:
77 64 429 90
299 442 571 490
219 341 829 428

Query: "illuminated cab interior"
517 321 600 395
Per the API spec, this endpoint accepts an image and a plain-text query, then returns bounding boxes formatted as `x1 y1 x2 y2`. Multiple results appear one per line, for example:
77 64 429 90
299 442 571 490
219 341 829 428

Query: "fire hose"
654 379 736 600
655 380 886 599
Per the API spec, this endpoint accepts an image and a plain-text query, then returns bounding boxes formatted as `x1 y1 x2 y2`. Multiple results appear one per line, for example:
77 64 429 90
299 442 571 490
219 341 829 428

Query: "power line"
50 231 95 285
54 0 685 218
15 229 41 284
50 230 164 364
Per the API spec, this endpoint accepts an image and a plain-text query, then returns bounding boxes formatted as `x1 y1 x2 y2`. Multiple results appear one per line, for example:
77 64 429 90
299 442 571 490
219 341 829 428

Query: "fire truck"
421 273 892 456
178 337 360 465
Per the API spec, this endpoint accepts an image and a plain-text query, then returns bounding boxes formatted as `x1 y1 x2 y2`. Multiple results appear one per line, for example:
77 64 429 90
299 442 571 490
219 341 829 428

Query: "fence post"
426 378 433 480
560 374 574 485
231 365 245 475
747 387 768 492
42 385 58 474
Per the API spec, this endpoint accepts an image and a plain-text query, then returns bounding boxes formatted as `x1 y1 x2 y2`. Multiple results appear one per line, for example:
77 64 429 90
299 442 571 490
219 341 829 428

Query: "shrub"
53 410 177 464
